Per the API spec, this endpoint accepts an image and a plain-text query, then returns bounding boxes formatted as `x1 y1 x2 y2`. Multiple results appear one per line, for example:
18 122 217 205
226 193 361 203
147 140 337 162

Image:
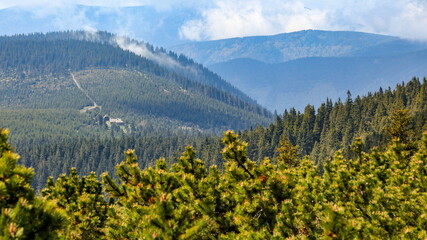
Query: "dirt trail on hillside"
70 73 101 112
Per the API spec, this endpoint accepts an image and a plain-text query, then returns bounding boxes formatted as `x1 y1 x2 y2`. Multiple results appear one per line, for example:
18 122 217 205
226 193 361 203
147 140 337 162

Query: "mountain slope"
171 30 427 65
172 30 427 111
0 31 255 104
210 49 427 110
0 32 272 139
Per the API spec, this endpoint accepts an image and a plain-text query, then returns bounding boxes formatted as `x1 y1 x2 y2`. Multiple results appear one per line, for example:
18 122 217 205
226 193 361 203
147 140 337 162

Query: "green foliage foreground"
1 128 427 239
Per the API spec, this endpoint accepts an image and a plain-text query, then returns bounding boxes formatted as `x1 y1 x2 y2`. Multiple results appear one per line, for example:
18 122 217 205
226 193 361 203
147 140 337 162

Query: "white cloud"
0 2 15 9
0 0 207 11
327 0 427 40
0 0 206 42
0 0 142 9
115 36 182 68
2 0 427 41
179 0 328 40
179 0 427 41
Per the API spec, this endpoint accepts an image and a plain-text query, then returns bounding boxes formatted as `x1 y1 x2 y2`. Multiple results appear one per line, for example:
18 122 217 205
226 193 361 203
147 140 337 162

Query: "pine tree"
42 168 108 239
386 108 415 144
276 139 300 168
0 128 64 239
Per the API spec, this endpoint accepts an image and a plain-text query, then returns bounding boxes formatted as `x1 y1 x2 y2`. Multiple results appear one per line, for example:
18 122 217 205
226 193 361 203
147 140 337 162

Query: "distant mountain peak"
170 30 411 65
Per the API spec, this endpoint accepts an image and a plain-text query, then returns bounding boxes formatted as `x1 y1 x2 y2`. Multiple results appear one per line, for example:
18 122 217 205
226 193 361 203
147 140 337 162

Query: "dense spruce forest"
14 77 427 190
240 77 427 164
1 116 427 238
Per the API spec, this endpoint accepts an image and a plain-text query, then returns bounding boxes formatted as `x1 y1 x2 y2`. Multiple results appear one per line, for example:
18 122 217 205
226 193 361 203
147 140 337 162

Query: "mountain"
0 31 272 140
170 30 427 65
171 30 427 111
210 50 427 111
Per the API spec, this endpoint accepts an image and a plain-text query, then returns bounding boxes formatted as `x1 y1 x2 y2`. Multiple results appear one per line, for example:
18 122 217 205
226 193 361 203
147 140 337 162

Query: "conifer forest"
1 30 427 239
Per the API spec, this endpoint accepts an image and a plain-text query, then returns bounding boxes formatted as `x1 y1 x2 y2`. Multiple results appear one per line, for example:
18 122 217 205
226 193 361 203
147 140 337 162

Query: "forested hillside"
15 77 427 190
0 31 254 102
1 124 426 238
0 32 271 140
240 77 427 164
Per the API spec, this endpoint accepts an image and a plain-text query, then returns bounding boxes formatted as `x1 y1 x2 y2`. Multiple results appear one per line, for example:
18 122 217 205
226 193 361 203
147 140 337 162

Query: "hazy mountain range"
171 30 427 111
2 3 427 112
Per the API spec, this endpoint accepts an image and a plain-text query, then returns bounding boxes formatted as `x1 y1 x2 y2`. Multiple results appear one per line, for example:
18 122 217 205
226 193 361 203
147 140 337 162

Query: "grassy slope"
0 68 272 141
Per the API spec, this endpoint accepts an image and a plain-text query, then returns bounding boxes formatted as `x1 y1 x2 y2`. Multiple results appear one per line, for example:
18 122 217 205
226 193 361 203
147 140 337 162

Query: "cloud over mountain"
1 0 427 45
179 0 427 41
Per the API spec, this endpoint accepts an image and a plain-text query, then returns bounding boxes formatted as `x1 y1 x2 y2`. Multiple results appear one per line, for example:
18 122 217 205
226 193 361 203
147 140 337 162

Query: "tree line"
1 119 426 238
12 77 427 190
239 77 427 165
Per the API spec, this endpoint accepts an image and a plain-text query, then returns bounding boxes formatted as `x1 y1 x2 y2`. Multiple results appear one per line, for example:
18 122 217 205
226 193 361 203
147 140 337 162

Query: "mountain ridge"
0 32 272 138
210 49 427 111
172 30 427 111
170 30 424 65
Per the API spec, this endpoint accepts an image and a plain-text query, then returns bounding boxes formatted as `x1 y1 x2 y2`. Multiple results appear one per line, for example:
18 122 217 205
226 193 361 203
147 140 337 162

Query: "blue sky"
1 0 427 44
